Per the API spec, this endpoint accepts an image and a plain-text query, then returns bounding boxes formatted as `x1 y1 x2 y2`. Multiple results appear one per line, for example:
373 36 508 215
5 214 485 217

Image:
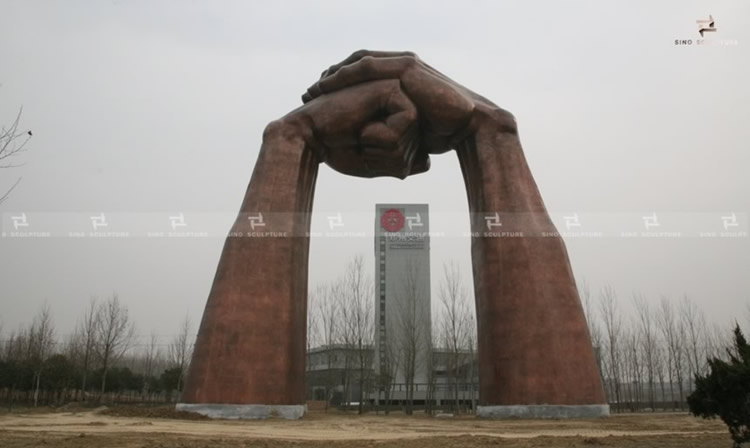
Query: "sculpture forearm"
456 116 605 407
182 123 317 405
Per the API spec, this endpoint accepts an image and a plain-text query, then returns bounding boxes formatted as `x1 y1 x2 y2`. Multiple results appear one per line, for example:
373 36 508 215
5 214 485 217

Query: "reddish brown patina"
181 51 606 409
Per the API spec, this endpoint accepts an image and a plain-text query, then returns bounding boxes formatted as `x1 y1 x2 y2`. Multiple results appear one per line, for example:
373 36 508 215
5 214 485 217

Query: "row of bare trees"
0 294 194 408
307 256 743 415
3 271 743 413
580 281 738 411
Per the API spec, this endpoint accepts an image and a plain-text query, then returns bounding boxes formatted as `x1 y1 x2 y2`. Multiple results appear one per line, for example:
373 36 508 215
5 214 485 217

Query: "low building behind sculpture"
306 344 478 408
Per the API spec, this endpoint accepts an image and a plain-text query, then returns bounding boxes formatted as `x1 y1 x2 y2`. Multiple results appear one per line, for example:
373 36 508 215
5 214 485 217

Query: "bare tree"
657 297 686 409
438 262 471 413
168 314 193 398
28 304 55 407
313 283 340 410
580 280 604 383
140 332 160 400
376 326 402 413
332 278 354 406
1 107 32 204
395 257 430 415
599 285 623 408
581 280 601 347
74 297 99 400
307 288 320 361
340 255 374 414
463 309 478 414
633 293 658 410
94 293 135 400
680 295 708 389
622 323 644 410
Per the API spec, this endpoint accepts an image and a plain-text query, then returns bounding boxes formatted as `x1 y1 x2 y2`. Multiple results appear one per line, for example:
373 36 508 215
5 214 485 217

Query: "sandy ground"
0 407 733 448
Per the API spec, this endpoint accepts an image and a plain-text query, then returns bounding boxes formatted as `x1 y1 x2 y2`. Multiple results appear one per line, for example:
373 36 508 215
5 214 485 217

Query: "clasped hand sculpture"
274 50 515 179
179 51 608 420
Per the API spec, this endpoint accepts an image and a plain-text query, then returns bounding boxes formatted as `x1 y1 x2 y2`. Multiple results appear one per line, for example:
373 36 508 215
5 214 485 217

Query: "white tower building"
374 204 432 386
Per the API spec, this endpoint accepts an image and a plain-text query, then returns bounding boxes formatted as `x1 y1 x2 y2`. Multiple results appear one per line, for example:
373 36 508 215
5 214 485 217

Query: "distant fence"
0 388 178 408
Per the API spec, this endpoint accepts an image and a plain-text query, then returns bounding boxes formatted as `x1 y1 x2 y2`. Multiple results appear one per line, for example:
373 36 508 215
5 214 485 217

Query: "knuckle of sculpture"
360 55 375 70
262 119 285 140
262 118 299 141
402 55 418 70
494 108 518 134
403 107 418 123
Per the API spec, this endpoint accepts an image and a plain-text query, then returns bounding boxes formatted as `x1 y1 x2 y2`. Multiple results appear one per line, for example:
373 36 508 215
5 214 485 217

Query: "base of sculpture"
175 403 306 420
477 404 610 419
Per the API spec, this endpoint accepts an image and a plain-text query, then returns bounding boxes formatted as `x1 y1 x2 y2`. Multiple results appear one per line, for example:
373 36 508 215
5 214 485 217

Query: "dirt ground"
0 406 733 448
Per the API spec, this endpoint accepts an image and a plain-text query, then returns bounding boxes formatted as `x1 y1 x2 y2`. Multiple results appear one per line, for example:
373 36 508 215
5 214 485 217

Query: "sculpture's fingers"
324 50 447 85
315 56 414 98
359 122 399 149
302 50 456 103
322 50 417 78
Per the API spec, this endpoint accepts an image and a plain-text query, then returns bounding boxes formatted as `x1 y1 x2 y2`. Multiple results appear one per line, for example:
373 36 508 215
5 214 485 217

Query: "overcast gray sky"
1 0 748 344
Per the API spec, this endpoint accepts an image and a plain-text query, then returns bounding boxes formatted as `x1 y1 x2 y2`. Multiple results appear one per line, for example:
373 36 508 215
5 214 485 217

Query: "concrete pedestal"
477 404 610 419
176 403 306 420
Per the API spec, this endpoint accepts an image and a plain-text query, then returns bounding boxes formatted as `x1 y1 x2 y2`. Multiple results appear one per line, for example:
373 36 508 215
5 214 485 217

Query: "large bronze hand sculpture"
304 51 607 417
180 51 607 419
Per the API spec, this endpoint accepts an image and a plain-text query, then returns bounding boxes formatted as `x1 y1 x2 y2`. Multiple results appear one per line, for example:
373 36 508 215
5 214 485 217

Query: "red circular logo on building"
380 208 405 232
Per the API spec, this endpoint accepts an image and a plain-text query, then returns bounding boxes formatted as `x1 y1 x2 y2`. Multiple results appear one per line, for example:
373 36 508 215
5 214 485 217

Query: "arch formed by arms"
179 52 608 419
